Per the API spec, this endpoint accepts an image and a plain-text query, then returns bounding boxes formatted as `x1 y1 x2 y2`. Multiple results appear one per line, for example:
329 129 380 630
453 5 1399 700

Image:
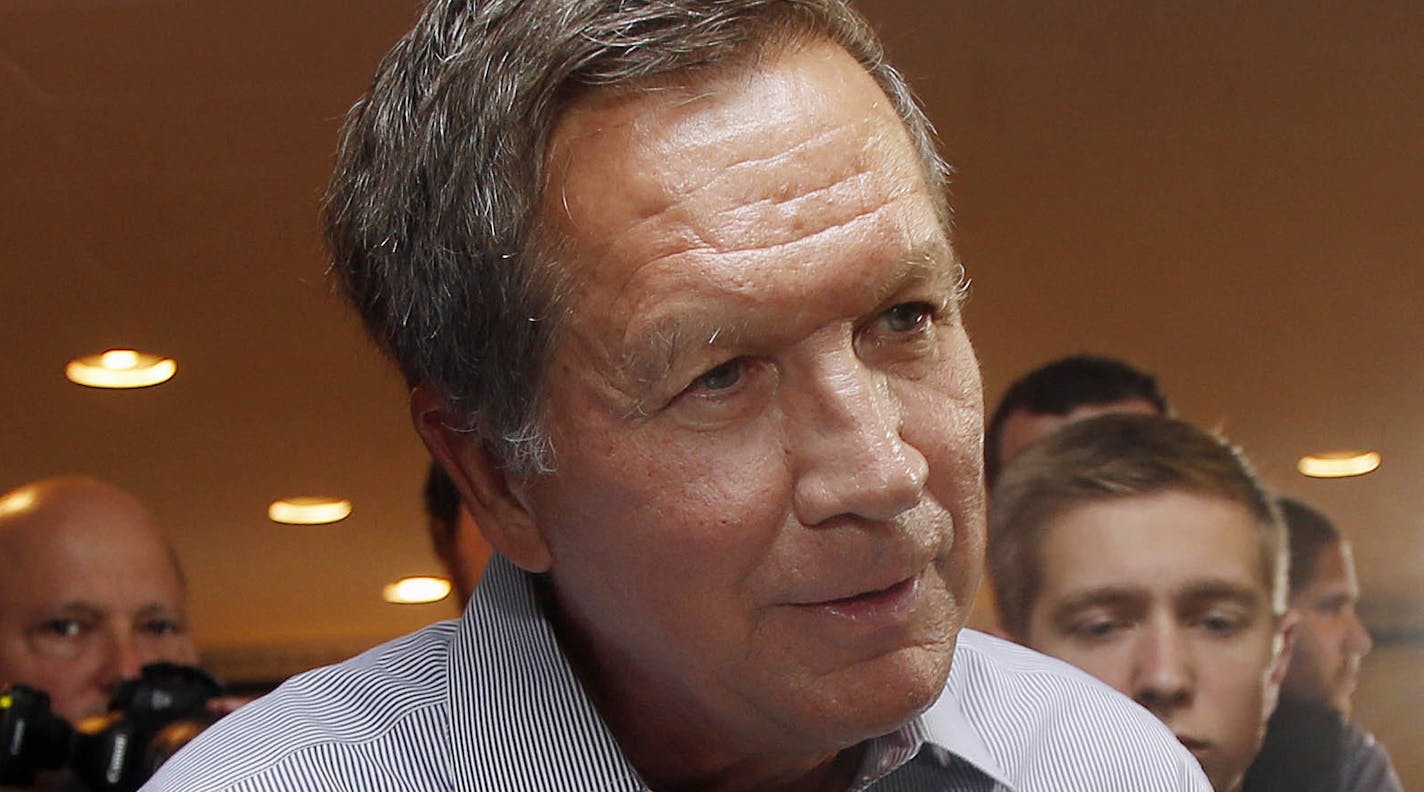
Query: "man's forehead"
1041 494 1272 585
544 42 927 267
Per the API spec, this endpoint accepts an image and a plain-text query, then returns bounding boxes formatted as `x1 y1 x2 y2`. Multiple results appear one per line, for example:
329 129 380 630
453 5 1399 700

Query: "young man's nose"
1130 622 1196 717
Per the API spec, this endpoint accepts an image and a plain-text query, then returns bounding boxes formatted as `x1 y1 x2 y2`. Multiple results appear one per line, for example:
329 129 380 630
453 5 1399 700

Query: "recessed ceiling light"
268 496 353 525
65 349 177 389
382 576 452 604
1297 450 1381 479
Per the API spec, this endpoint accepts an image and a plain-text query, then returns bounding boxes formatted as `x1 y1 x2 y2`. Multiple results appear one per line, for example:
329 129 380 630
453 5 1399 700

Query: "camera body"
0 662 222 791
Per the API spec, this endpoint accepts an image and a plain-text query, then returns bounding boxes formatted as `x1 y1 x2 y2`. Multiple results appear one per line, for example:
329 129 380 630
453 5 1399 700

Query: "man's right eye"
39 618 84 639
1069 618 1127 641
689 359 744 394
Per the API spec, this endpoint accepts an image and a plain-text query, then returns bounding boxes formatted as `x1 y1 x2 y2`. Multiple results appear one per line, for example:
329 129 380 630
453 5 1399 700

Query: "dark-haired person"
1242 498 1402 792
422 462 491 605
973 354 1169 631
985 354 1169 487
145 2 1208 789
989 414 1294 792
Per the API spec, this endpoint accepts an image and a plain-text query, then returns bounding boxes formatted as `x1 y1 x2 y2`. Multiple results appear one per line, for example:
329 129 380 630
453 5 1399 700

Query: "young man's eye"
1070 618 1126 641
1198 612 1247 636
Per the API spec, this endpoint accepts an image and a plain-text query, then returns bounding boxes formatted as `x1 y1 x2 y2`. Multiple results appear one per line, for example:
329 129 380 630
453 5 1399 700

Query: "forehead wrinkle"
591 119 893 269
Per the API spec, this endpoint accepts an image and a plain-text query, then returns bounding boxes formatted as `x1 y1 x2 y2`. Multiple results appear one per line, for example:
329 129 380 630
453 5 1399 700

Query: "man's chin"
786 638 956 746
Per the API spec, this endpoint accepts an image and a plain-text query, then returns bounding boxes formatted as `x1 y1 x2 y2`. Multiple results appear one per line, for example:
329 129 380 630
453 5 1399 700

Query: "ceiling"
2 1 1420 681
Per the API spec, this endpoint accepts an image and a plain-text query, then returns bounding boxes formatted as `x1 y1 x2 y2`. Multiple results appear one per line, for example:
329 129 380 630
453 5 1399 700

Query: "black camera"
0 662 223 791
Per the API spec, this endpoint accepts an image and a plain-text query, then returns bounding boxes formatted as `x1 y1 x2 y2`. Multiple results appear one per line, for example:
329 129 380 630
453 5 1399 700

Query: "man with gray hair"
147 2 1207 789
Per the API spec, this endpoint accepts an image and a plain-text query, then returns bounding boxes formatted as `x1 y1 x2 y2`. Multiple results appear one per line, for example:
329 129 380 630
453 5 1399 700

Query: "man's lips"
795 575 920 621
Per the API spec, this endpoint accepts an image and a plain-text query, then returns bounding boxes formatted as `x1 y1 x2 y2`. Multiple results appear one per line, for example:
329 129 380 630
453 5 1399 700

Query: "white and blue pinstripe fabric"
145 556 1210 791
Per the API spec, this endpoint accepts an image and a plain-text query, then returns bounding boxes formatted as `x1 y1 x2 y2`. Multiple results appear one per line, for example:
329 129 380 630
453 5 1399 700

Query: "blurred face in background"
0 481 198 724
1282 540 1372 715
1021 491 1292 792
996 398 1162 468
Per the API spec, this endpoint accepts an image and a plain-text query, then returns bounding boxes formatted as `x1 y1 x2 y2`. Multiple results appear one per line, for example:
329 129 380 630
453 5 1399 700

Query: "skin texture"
996 397 1162 467
418 40 985 792
1022 491 1292 792
1282 541 1372 715
0 478 197 725
429 507 493 605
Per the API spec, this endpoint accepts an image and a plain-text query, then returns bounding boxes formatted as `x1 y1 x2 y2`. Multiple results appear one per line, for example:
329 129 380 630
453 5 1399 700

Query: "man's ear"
1270 608 1299 683
411 385 552 574
1263 607 1299 717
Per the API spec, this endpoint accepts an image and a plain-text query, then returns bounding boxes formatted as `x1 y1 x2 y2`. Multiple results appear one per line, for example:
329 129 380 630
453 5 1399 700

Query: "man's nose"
789 353 928 526
1346 610 1374 659
100 631 147 688
1130 622 1195 718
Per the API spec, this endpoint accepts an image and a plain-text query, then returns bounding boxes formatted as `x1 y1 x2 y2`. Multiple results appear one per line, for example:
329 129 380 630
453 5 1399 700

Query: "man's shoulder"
1340 717 1405 792
935 630 1211 790
142 620 461 792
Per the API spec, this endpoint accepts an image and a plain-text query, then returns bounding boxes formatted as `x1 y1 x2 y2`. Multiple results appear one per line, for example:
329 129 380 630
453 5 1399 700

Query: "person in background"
0 477 202 790
984 354 1168 487
143 1 1208 789
1241 497 1402 791
973 353 1169 630
422 462 491 605
989 414 1295 792
0 477 199 726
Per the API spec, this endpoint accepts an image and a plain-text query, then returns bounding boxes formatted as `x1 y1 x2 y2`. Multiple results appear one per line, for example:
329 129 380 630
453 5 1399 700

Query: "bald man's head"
0 477 197 724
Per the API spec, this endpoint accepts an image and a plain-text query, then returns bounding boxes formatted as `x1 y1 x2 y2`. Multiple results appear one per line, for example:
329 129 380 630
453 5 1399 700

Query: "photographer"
0 478 228 790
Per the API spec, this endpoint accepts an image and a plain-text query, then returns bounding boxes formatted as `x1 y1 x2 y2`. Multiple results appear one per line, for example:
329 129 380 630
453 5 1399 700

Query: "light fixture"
382 576 452 604
268 496 353 525
65 349 177 389
1297 450 1381 479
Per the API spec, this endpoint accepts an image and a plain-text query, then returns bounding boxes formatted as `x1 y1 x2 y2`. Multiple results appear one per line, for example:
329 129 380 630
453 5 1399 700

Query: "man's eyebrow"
1175 580 1265 611
1047 587 1148 623
35 602 102 619
617 314 745 392
894 240 968 303
614 239 960 391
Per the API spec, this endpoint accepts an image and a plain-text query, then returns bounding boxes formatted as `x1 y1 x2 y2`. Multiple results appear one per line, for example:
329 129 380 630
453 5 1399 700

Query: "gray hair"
325 0 949 475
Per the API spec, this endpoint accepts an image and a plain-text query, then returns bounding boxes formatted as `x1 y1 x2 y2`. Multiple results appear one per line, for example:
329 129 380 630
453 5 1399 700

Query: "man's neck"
535 578 867 792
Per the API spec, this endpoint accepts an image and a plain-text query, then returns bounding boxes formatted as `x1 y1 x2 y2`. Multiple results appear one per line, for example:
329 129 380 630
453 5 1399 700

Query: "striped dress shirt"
145 556 1209 791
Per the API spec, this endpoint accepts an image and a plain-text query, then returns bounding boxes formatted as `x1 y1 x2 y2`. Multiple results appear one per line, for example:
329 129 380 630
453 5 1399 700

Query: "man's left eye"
879 302 935 333
1198 612 1247 636
690 359 744 393
141 618 188 637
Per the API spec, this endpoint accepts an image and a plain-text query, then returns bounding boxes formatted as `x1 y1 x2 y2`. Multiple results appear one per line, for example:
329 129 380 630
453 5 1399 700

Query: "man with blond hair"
989 414 1295 792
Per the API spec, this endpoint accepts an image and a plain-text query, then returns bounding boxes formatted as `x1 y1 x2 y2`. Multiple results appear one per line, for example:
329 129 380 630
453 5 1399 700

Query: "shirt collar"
918 674 1017 789
448 555 647 791
853 640 1017 791
451 557 1014 792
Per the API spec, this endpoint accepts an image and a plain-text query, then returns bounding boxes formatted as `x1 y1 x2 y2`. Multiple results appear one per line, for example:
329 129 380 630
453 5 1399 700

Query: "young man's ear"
410 385 552 573
1263 608 1300 717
